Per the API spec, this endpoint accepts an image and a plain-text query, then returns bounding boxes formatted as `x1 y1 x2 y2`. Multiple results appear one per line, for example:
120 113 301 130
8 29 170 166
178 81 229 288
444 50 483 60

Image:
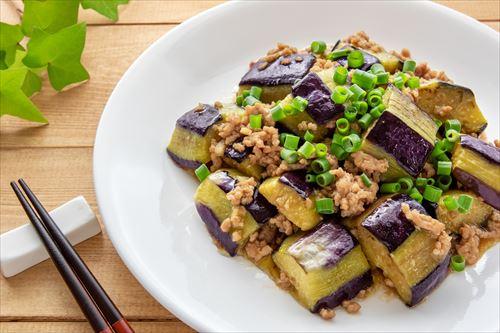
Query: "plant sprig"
0 0 129 123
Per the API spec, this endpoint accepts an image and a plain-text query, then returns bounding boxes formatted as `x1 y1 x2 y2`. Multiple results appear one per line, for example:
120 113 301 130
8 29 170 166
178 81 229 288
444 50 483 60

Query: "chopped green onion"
243 95 259 107
347 50 365 68
331 86 350 104
380 182 401 194
437 160 452 176
304 130 315 142
434 118 443 128
430 140 447 160
423 185 442 203
395 72 408 83
437 175 452 191
409 187 423 203
407 76 420 89
336 118 350 135
242 90 250 98
415 177 428 188
283 103 298 116
450 255 465 272
402 60 417 73
327 49 350 60
353 101 368 115
332 132 344 146
352 69 377 90
344 105 358 122
445 119 461 133
367 90 383 107
442 138 456 152
236 95 244 106
436 153 450 162
358 113 374 130
280 148 299 164
315 143 328 158
279 132 289 145
249 86 262 100
311 158 331 174
398 177 414 194
426 178 436 186
331 143 348 160
195 164 211 182
360 173 372 187
271 104 286 121
297 141 316 159
349 84 367 101
376 72 390 85
445 129 460 142
316 171 334 187
306 174 317 183
443 196 459 211
370 63 385 74
249 114 262 129
341 133 362 153
333 66 348 85
457 194 474 213
393 76 405 89
369 103 385 119
292 96 309 113
283 134 300 150
311 40 327 54
315 197 335 214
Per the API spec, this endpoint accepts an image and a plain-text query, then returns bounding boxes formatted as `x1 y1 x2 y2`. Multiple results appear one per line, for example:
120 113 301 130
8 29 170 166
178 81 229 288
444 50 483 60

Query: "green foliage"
81 0 129 21
0 0 128 123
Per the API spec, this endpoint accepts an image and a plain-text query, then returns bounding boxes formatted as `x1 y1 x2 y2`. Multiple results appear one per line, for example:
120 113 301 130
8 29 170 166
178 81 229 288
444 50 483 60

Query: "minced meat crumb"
401 203 451 260
356 289 367 299
257 43 298 67
310 58 335 72
347 151 388 182
268 214 294 236
272 158 309 177
276 270 294 291
494 139 500 148
414 62 452 82
297 121 318 132
343 31 384 53
209 139 225 171
226 177 257 206
244 233 273 263
434 105 453 118
220 205 246 240
390 48 411 61
319 308 336 320
384 278 395 288
421 162 436 178
478 131 488 143
342 300 361 314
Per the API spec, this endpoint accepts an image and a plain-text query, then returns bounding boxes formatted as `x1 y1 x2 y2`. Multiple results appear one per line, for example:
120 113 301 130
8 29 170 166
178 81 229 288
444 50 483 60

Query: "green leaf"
81 0 129 21
0 23 24 69
21 0 80 36
23 23 89 91
10 50 42 97
0 67 47 123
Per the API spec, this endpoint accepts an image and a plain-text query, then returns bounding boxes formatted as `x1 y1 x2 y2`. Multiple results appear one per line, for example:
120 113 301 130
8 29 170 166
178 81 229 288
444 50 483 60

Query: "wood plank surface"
0 1 498 332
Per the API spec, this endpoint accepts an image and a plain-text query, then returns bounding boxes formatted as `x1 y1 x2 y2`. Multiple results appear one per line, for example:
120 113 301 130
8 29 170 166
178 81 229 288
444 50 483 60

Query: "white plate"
94 1 500 331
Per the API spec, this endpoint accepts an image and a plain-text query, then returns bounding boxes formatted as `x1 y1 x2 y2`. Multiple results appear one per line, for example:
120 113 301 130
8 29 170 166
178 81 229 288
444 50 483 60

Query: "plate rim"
93 1 499 332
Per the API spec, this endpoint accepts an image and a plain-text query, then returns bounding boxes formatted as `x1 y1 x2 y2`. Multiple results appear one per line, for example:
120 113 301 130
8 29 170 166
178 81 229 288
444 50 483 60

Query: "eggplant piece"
259 172 321 230
361 85 438 180
272 223 372 312
194 170 262 256
375 51 403 74
239 53 316 103
437 190 494 233
415 81 487 134
167 104 222 169
331 43 380 71
452 135 500 210
223 144 264 179
353 194 450 306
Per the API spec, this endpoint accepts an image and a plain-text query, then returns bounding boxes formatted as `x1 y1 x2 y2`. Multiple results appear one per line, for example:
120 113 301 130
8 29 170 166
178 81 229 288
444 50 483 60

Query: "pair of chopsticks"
11 179 134 333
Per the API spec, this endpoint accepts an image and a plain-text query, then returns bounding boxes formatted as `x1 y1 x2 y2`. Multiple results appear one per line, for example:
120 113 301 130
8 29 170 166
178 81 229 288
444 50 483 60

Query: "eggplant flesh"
223 145 264 179
273 224 372 311
416 81 488 134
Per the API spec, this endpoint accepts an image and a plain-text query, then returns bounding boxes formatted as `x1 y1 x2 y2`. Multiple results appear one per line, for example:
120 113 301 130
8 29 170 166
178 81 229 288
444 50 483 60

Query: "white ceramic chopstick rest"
0 196 101 278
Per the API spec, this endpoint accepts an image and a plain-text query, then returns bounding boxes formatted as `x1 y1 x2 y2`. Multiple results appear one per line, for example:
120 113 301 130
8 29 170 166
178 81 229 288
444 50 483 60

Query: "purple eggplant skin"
176 104 222 136
208 171 236 193
460 135 500 164
312 270 372 313
167 150 202 169
292 72 344 125
195 203 238 256
422 201 438 219
224 144 251 163
409 253 451 307
361 194 427 252
293 223 358 269
367 111 433 177
279 171 313 199
453 168 500 210
239 53 315 87
245 189 278 224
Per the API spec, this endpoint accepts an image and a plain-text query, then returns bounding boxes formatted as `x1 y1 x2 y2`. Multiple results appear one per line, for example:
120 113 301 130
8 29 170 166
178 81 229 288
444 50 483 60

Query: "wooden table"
0 1 498 332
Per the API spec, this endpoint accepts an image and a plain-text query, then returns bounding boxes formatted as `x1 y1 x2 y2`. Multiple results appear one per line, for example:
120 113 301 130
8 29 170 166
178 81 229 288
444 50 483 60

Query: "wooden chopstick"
17 179 134 333
10 181 113 333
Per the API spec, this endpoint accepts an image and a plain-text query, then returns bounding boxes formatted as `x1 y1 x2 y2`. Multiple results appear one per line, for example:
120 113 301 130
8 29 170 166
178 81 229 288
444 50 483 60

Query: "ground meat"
434 105 453 118
271 158 309 177
348 151 388 182
384 278 395 288
268 214 294 235
276 270 295 291
325 168 379 217
243 126 282 175
342 300 361 314
343 31 384 53
401 203 451 260
325 154 339 170
209 139 225 171
257 43 298 67
456 224 481 265
244 234 273 263
220 205 246 242
310 58 335 72
390 48 411 61
297 121 318 132
356 289 367 299
495 139 500 148
414 62 452 82
319 308 336 320
478 131 488 143
421 162 436 178
226 177 257 206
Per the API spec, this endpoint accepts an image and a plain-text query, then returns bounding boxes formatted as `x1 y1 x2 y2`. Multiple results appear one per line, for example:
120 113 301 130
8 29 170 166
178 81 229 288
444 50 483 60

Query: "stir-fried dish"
166 32 500 320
